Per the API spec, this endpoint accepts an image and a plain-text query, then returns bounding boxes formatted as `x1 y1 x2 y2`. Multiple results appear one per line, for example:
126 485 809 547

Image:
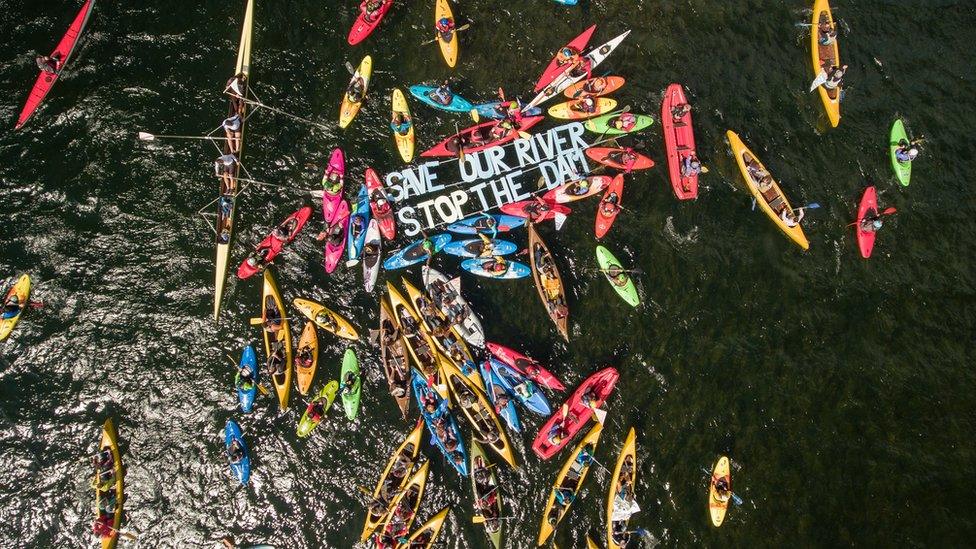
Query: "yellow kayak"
0 274 30 340
375 461 430 545
726 130 809 250
292 297 359 340
386 282 440 378
811 0 841 127
537 422 604 546
401 277 480 385
95 418 124 549
261 269 292 410
360 421 424 541
440 356 517 468
548 98 618 120
397 507 449 548
391 88 415 163
340 55 372 129
295 321 318 395
607 427 637 549
586 536 601 549
434 0 458 68
709 456 732 527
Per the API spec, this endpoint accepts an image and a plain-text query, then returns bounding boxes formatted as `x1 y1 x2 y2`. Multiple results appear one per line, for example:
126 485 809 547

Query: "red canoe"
365 167 396 240
347 0 394 46
486 342 565 391
594 174 624 239
532 367 619 460
661 83 699 200
500 199 570 223
420 116 544 157
237 206 313 279
535 25 597 92
15 0 95 129
856 186 877 259
585 147 654 171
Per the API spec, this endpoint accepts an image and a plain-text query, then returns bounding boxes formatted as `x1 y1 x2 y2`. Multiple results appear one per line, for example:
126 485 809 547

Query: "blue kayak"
442 238 518 258
473 101 542 120
447 214 526 235
347 185 371 263
225 420 251 485
412 370 468 476
553 0 578 5
480 360 521 433
487 357 551 416
409 85 475 113
383 233 451 270
461 258 531 280
235 345 258 413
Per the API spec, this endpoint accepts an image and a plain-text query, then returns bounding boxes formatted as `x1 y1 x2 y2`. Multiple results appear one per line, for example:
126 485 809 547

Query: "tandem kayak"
339 55 371 128
402 278 479 374
661 83 699 200
485 358 551 416
383 233 451 270
585 147 654 171
461 258 530 280
480 360 522 433
537 422 603 545
225 420 251 485
387 282 440 378
595 245 640 307
584 112 654 135
534 25 597 92
855 186 878 259
347 185 372 264
261 269 292 410
422 266 486 348
15 0 95 130
320 148 346 223
544 175 612 204
348 0 393 45
295 321 318 395
420 116 544 158
563 75 625 99
532 367 619 460
548 97 618 120
362 219 382 292
470 440 503 548
296 381 338 438
709 456 731 527
412 370 468 476
441 358 517 468
889 119 912 186
238 206 313 279
323 199 350 274
94 417 123 549
365 168 396 240
374 462 430 548
0 274 31 341
377 298 411 418
594 174 624 239
447 214 525 234
409 85 475 113
528 223 569 340
442 238 517 258
340 348 362 420
607 427 638 549
485 342 565 391
811 0 841 127
235 345 259 412
359 421 424 541
402 507 449 548
391 88 415 163
292 297 359 340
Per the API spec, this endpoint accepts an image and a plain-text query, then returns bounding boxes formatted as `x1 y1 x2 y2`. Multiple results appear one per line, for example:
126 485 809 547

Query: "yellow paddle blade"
470 108 480 123
257 384 271 396
249 317 263 325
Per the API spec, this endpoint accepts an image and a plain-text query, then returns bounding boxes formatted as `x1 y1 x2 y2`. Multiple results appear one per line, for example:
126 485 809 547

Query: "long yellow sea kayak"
537 422 603 545
607 427 637 548
262 269 292 410
811 0 841 127
292 297 359 340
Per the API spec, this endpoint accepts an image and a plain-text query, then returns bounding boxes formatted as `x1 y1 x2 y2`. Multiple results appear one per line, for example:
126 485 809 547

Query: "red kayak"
237 206 313 279
347 0 394 46
661 83 699 200
421 116 544 158
585 147 654 171
500 199 570 223
535 25 596 92
532 367 618 460
364 167 396 240
15 0 95 129
486 342 565 391
856 186 878 259
594 174 624 239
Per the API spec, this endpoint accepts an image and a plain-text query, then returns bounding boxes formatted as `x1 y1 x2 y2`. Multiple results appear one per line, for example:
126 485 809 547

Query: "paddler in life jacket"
818 19 838 46
568 178 591 196
373 193 392 215
36 53 62 74
347 76 366 104
611 112 637 132
568 56 593 81
824 64 848 90
2 294 21 319
227 438 246 463
340 370 358 396
306 396 326 422
435 16 455 41
600 191 620 217
390 110 412 135
681 154 702 177
860 209 884 233
484 256 510 275
573 96 598 114
555 45 581 67
779 208 805 228
671 102 692 122
237 364 255 389
360 0 385 23
602 147 638 169
894 139 920 164
431 80 454 106
273 218 298 242
323 168 343 194
713 476 732 503
606 265 630 287
503 100 524 125
490 119 515 140
225 73 247 97
582 76 608 95
477 233 495 257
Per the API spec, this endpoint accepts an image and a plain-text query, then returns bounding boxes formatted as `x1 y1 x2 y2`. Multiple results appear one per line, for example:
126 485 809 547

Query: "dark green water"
1 0 974 547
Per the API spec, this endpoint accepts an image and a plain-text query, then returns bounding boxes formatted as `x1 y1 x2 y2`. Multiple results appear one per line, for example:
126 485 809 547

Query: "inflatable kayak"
607 427 638 548
528 223 569 340
383 233 451 270
585 112 654 135
473 101 541 120
544 175 612 204
339 348 361 420
434 0 458 67
347 0 393 45
409 85 474 113
292 297 359 340
485 358 551 416
235 345 259 412
15 0 95 129
323 199 349 274
498 200 569 223
421 266 486 348
295 322 318 395
889 119 912 186
359 422 424 541
485 342 565 391
855 186 878 259
225 420 251 485
261 269 292 410
548 97 618 120
412 370 468 476
420 116 544 157
564 75 625 99
461 258 530 279
320 148 346 223
480 360 521 433
296 381 338 437
238 206 313 279
377 299 411 418
595 174 624 238
537 422 603 545
339 55 371 128
532 367 619 460
535 25 597 92
391 88 415 163
811 0 841 127
585 147 654 171
527 30 632 110
596 245 640 307
442 238 517 258
661 83 699 200
709 456 731 527
0 274 31 340
347 185 372 264
365 168 396 240
470 440 503 548
441 358 517 468
362 219 382 292
447 214 525 234
726 130 809 250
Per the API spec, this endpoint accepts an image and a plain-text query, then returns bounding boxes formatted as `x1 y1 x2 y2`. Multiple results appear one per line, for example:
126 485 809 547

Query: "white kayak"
422 266 486 348
525 30 631 110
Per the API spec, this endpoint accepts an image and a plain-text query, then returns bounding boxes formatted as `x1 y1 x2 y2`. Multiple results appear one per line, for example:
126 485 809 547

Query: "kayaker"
340 371 358 395
860 210 884 233
435 16 455 40
362 240 379 261
267 342 287 377
36 53 63 74
96 487 117 514
757 174 775 194
581 387 599 408
218 196 234 218
420 234 436 262
91 471 114 492
523 197 552 222
225 73 247 97
484 256 510 275
307 397 325 422
94 449 114 471
2 295 21 319
824 64 848 90
244 246 271 273
713 476 732 503
227 438 246 463
671 102 692 122
602 147 637 169
554 486 576 506
780 208 805 228
222 113 242 152
323 221 344 247
895 139 920 163
237 365 255 387
681 154 702 177
323 169 343 193
568 56 593 81
93 513 115 537
514 379 537 400
818 20 838 46
489 119 513 140
263 297 282 332
272 218 298 242
744 155 768 182
556 46 581 66
601 192 620 217
314 311 339 333
492 389 512 414
582 77 608 95
347 76 366 104
360 0 385 23
390 111 411 135
547 420 569 445
431 80 454 106
612 113 637 132
504 101 524 125
569 178 591 196
606 265 630 287
573 96 598 114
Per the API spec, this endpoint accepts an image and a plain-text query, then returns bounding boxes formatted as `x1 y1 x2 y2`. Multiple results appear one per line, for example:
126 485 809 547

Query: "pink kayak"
365 167 396 241
16 0 95 129
323 200 350 273
499 199 570 223
347 0 394 46
321 148 346 224
855 186 877 259
535 25 596 93
486 342 565 391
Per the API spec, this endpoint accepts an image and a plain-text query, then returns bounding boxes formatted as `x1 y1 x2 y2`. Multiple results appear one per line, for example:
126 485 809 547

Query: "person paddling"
824 64 848 91
860 209 884 233
611 112 637 132
894 139 920 164
36 54 62 74
780 208 805 228
347 76 366 104
390 111 412 135
681 154 702 177
573 96 597 114
818 19 838 46
435 16 455 41
361 0 385 23
671 102 692 122
2 294 22 319
430 80 454 106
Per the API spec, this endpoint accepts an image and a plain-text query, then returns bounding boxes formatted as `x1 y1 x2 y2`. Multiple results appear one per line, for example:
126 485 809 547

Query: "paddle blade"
554 212 568 231
806 202 821 209
732 493 744 506
346 259 360 267
593 406 607 424
518 131 532 140
469 108 480 123
882 207 898 215
137 132 155 141
810 70 828 92
257 384 271 396
472 515 486 524
249 317 263 325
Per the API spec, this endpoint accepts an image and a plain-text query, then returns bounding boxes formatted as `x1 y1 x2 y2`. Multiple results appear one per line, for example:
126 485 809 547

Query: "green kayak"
889 119 912 186
297 380 338 438
584 113 654 135
340 349 361 420
595 245 640 307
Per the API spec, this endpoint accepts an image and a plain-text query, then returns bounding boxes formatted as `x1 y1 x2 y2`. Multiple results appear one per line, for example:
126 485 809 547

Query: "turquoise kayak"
409 85 474 113
461 258 530 279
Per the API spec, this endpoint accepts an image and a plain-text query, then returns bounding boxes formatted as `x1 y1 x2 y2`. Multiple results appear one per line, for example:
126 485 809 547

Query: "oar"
225 354 271 396
809 70 828 92
137 132 228 142
472 516 522 523
847 206 897 227
421 23 471 45
238 97 329 130
249 316 298 325
345 61 356 75
700 467 744 506
795 202 821 212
